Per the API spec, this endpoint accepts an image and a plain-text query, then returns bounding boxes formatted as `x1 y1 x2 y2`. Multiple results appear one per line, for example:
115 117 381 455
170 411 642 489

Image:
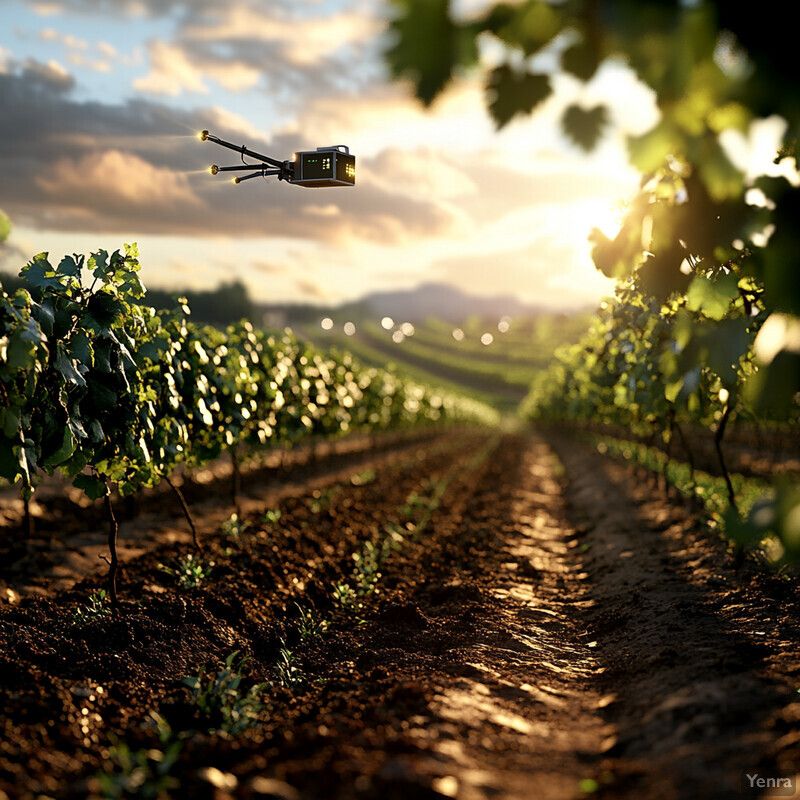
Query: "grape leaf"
562 104 609 152
385 0 477 106
43 426 76 468
561 41 600 82
21 253 62 291
685 272 739 320
0 209 10 244
73 474 108 500
54 343 87 387
486 65 551 128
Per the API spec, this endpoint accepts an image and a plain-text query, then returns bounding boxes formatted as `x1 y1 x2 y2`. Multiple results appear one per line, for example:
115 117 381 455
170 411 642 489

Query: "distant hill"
362 283 545 323
263 282 559 328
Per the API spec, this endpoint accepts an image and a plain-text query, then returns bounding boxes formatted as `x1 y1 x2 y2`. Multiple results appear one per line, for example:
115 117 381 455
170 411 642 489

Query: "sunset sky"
0 0 664 309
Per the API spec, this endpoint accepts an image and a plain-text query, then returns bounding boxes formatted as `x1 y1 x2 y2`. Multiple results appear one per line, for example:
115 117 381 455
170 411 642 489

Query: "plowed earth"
1 428 799 800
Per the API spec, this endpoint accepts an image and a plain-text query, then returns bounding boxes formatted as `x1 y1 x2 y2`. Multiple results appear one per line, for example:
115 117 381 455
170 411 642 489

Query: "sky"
0 0 664 310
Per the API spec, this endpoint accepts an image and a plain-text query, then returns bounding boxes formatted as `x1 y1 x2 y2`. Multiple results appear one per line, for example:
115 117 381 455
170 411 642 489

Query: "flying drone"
199 130 355 188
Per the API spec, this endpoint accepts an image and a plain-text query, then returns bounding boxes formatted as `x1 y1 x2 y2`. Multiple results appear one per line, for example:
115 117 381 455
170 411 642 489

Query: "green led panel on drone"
292 146 356 188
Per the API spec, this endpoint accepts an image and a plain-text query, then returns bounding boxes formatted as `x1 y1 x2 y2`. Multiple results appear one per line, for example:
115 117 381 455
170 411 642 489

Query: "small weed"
72 589 112 625
262 508 282 526
350 467 377 486
332 581 362 614
158 553 214 589
182 651 268 734
401 490 427 519
274 646 305 688
295 603 329 640
96 739 182 799
221 513 248 539
352 541 381 596
383 522 406 552
95 714 180 799
308 487 338 514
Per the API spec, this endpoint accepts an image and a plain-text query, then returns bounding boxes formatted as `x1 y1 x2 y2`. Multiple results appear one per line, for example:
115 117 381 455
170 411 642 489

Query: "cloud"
182 5 382 68
294 277 327 300
133 39 209 95
39 28 88 50
31 3 64 16
97 41 117 59
0 65 457 243
367 147 479 200
250 259 291 276
36 149 201 210
20 57 76 91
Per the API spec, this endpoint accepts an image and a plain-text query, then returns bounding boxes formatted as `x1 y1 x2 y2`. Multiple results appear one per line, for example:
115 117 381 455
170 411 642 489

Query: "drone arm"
233 169 284 184
210 164 273 174
200 130 287 171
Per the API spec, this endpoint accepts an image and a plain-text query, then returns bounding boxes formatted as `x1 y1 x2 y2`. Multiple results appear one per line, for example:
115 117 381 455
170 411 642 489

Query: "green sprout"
262 508 282 526
352 542 381 596
332 581 362 614
221 513 248 540
95 713 181 799
308 487 338 514
350 467 377 486
181 651 268 734
274 646 305 688
158 553 214 589
295 602 329 640
72 589 112 626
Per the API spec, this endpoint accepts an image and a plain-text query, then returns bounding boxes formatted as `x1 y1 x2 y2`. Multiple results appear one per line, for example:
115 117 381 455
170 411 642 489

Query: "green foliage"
0 209 10 245
143 280 254 328
486 65 551 128
96 737 181 800
562 104 609 152
726 485 800 567
350 466 376 486
386 0 478 106
181 651 268 734
332 580 362 614
71 589 112 625
221 513 247 540
294 602 329 640
594 435 800 565
262 508 282 526
352 540 383 596
384 0 800 416
274 646 305 688
308 486 338 514
158 553 214 589
0 244 497 515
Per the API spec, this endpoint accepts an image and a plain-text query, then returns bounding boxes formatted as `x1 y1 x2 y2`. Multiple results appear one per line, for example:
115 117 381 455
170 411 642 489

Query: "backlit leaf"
486 65 550 128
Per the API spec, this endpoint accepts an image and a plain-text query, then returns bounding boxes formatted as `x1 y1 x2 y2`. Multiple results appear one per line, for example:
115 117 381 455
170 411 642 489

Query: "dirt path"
1 429 799 799
548 432 800 799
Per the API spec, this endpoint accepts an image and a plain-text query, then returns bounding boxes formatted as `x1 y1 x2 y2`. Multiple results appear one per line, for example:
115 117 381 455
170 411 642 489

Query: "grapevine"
0 244 498 606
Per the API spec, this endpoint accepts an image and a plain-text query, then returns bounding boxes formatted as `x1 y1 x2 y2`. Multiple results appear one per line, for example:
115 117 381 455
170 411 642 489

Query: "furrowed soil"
1 429 800 800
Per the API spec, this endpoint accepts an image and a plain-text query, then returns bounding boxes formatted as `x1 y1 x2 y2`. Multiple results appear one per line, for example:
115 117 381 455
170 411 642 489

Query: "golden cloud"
133 40 208 95
36 149 200 210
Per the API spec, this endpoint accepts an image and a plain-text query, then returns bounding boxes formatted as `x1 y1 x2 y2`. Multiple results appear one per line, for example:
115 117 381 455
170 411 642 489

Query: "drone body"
200 131 355 187
293 146 355 188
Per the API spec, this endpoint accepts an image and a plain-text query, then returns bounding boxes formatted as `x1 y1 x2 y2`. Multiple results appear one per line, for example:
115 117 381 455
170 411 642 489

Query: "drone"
199 130 355 188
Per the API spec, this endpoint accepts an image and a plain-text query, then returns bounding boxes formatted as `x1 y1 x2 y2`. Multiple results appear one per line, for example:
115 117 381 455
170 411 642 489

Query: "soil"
1 427 799 800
